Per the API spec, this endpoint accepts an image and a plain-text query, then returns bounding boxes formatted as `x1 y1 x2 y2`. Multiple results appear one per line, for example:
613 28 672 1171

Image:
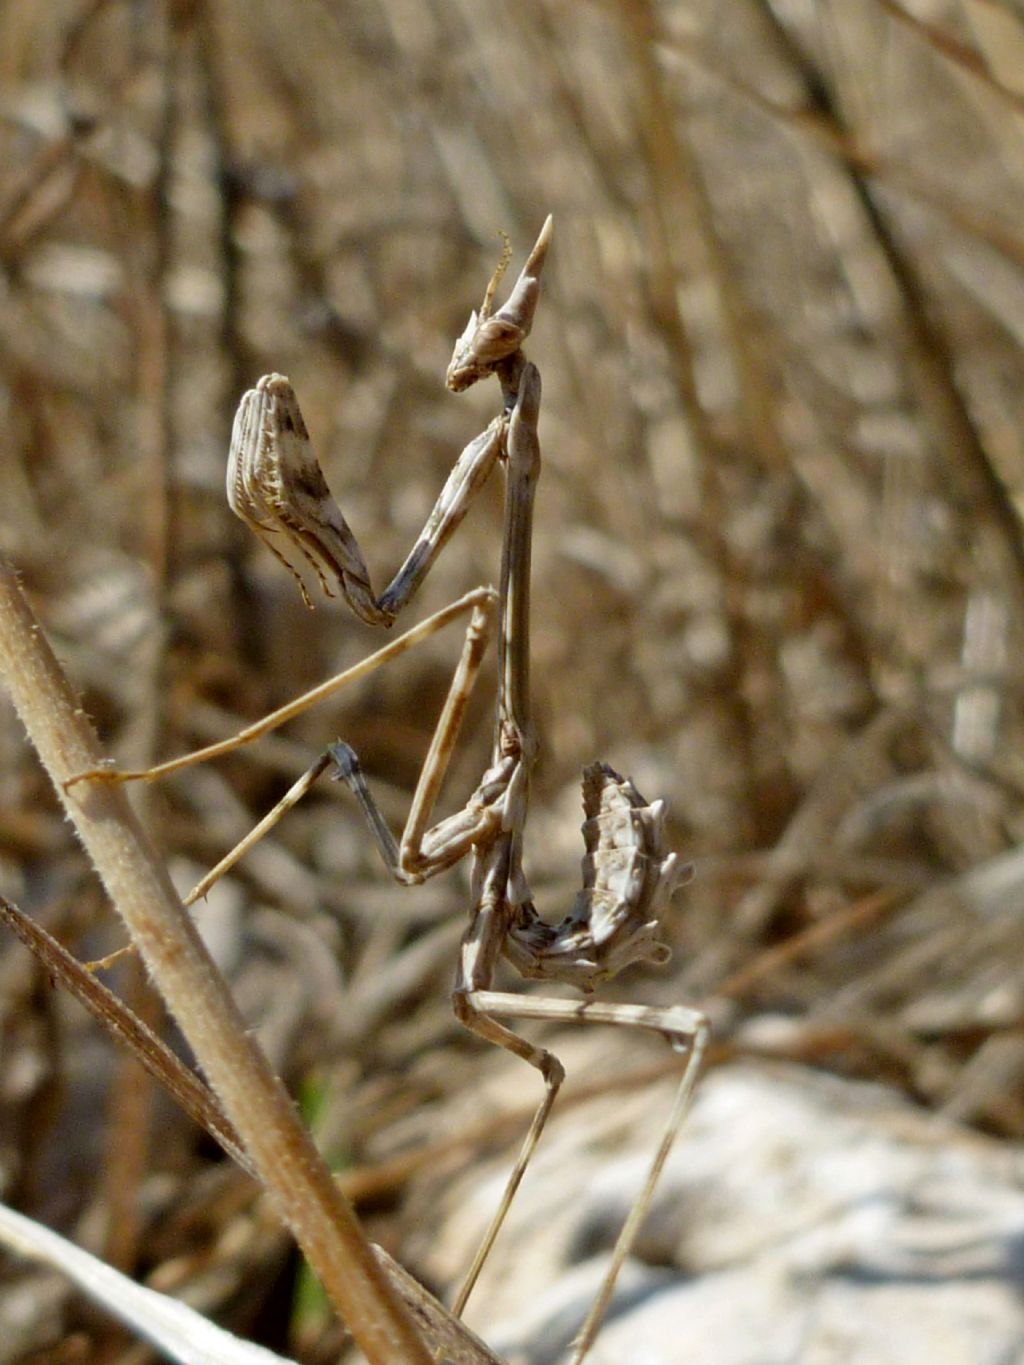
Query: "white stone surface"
415 1050 1024 1364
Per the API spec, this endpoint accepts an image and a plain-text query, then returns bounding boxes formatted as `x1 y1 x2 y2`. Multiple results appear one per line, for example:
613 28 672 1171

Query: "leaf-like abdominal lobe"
504 762 690 991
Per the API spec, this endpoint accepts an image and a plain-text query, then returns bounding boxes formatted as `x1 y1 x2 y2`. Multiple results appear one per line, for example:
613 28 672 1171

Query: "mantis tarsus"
73 217 708 1363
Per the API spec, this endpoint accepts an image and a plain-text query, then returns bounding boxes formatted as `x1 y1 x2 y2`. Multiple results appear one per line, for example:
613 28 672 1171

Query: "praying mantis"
74 217 708 1363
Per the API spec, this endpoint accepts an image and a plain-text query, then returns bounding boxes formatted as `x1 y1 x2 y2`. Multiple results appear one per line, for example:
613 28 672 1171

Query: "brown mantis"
73 217 708 1363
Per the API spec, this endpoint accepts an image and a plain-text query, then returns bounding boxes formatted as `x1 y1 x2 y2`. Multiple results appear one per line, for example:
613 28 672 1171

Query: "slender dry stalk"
0 894 253 1176
0 555 433 1365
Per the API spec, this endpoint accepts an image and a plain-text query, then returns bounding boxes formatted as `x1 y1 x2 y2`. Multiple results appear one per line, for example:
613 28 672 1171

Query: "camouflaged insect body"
70 217 706 1365
504 763 691 992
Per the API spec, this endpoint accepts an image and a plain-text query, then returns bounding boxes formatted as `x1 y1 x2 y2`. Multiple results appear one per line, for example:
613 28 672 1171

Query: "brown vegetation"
3 2 1024 1360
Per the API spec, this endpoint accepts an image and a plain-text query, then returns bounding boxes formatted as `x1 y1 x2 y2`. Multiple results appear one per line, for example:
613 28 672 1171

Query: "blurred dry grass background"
4 0 1024 1360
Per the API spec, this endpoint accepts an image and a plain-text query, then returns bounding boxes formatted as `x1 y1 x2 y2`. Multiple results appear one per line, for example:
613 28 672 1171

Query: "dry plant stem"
0 894 253 1177
372 1246 506 1365
0 897 511 1363
0 558 433 1365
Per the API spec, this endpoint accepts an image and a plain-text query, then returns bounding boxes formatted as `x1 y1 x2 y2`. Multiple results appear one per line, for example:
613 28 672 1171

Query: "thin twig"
0 894 253 1176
